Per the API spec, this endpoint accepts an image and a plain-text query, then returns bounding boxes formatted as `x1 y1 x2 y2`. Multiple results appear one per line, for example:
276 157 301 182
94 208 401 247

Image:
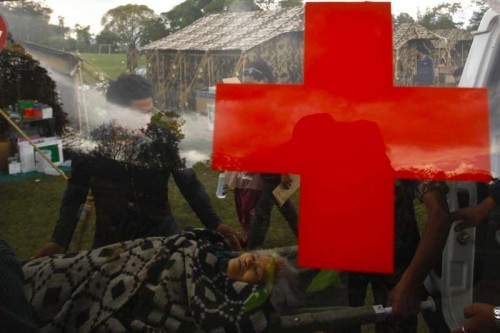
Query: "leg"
276 198 299 238
234 188 262 240
247 178 276 249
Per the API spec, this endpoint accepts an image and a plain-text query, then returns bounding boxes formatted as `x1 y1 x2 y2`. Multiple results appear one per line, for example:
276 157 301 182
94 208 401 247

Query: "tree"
101 4 157 71
52 16 70 38
468 0 488 31
163 0 261 32
0 0 53 42
162 0 205 31
393 12 415 28
74 24 92 52
139 17 169 46
418 2 464 30
95 30 121 52
1 0 52 21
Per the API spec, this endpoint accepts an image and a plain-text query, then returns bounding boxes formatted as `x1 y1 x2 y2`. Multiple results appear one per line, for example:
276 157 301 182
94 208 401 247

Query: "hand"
387 282 424 318
216 224 242 251
450 303 497 333
454 197 495 232
31 242 67 259
281 174 292 189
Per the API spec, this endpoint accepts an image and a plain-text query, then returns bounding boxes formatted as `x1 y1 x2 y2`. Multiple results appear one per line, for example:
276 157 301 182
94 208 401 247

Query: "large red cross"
0 15 7 51
212 2 490 273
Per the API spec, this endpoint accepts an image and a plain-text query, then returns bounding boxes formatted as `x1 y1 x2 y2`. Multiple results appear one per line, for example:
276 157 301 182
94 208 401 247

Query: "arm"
455 180 500 231
388 182 451 317
32 156 90 258
172 168 241 250
172 168 222 229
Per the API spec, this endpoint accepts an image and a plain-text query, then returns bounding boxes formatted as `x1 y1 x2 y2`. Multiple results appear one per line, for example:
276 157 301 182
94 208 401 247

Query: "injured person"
23 228 301 333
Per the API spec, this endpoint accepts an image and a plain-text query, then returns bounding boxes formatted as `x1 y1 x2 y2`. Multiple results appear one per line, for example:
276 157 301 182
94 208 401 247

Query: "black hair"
417 45 428 54
106 74 153 107
244 58 276 83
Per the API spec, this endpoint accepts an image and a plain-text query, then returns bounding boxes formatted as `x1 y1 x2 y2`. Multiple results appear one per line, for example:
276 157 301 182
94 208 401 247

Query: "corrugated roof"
393 23 440 49
142 7 304 52
431 28 473 48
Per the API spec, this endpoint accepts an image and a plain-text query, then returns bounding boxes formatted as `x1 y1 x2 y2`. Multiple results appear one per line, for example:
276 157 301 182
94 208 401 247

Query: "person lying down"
23 228 301 332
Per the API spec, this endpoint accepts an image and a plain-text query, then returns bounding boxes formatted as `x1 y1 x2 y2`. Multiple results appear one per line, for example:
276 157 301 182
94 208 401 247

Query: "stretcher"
265 246 435 332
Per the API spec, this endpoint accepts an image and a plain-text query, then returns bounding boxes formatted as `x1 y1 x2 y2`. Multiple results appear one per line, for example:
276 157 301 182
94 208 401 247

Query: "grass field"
79 53 147 82
0 161 298 260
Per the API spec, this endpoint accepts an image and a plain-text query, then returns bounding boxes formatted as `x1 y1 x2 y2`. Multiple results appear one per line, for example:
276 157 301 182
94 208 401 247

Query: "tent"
141 7 304 111
393 23 440 86
431 28 473 85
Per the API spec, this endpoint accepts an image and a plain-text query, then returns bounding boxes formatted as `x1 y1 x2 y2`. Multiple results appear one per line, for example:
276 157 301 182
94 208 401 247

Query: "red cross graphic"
0 15 7 51
212 2 490 273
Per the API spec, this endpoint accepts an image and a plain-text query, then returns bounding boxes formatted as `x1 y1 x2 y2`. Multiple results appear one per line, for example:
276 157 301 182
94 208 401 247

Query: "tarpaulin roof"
141 7 304 52
393 23 439 50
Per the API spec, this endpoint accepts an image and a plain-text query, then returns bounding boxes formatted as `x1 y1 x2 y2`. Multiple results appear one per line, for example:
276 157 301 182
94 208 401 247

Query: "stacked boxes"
17 136 63 173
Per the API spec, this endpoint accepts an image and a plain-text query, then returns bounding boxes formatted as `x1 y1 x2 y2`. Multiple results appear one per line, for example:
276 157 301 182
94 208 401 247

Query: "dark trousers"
234 188 262 240
247 174 298 249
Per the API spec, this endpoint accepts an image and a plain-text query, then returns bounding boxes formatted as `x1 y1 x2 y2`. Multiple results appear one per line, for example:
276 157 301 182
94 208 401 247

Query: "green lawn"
0 161 298 260
79 53 147 82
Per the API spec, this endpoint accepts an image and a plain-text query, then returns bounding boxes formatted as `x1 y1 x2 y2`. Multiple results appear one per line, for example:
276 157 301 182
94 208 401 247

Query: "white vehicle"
436 7 500 330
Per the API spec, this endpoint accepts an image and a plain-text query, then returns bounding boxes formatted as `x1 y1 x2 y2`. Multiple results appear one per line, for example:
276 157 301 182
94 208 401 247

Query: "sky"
43 0 481 34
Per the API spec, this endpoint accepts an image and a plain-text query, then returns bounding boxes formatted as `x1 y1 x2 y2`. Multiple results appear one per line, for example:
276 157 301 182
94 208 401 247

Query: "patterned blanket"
23 229 270 332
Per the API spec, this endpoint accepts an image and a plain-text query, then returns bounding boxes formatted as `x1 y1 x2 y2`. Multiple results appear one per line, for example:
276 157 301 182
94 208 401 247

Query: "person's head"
226 250 301 313
226 252 273 284
105 74 154 130
453 66 464 85
417 46 427 58
242 59 276 84
106 74 154 111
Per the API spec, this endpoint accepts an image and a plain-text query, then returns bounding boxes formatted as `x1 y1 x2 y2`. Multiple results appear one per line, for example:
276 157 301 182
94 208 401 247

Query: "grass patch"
0 161 298 260
79 53 147 82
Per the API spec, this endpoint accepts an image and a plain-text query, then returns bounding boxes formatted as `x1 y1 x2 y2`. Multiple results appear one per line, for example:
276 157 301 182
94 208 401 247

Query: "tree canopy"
101 4 157 49
162 0 303 32
418 2 464 29
101 4 169 70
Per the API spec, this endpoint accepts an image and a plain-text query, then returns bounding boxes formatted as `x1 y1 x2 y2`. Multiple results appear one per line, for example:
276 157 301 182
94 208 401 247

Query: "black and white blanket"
23 229 270 332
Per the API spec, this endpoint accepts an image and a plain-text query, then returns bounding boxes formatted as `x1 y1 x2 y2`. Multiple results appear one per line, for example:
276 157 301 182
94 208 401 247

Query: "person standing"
241 59 299 249
416 46 436 86
32 74 240 258
225 172 263 246
348 180 451 333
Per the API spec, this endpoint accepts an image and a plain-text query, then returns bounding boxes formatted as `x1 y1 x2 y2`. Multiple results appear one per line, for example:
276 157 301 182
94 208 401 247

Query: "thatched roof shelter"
431 28 473 68
393 23 439 86
393 23 439 50
141 7 304 111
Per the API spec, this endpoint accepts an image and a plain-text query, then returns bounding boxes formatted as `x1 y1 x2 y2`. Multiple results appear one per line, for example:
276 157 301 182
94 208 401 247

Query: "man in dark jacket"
33 74 239 257
416 46 436 86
